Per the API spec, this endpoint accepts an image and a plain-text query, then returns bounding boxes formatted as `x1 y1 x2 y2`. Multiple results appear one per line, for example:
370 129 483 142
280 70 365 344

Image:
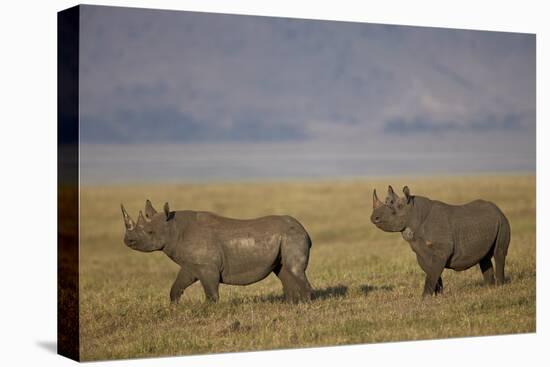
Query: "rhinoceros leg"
494 252 506 285
275 267 312 303
274 266 302 303
479 254 495 285
278 233 312 302
434 277 444 294
422 257 446 298
295 272 313 300
170 267 198 304
196 266 220 302
493 221 510 285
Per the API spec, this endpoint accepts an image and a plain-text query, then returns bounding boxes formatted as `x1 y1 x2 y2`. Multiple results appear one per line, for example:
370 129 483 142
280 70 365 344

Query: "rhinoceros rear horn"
386 184 401 204
373 189 383 209
121 204 135 230
144 199 157 220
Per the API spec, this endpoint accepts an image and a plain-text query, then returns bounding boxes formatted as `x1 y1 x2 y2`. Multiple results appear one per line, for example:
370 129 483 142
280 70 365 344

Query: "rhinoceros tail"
305 232 312 249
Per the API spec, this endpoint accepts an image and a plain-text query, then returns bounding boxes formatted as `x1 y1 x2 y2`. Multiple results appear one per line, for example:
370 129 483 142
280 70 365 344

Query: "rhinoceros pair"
121 187 510 303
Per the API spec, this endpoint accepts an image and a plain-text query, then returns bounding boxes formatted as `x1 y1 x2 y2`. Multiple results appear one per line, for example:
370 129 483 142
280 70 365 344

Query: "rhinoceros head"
121 200 173 252
370 185 413 232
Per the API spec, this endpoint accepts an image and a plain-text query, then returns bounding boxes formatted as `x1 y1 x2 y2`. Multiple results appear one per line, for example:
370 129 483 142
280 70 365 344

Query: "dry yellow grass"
79 175 535 361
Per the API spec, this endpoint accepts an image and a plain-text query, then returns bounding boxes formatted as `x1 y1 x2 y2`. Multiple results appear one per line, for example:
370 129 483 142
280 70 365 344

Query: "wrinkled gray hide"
370 186 511 298
121 200 313 304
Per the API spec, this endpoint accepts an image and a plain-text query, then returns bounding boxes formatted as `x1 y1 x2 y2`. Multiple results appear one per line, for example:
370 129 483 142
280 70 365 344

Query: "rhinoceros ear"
163 202 171 220
403 186 411 203
145 199 157 220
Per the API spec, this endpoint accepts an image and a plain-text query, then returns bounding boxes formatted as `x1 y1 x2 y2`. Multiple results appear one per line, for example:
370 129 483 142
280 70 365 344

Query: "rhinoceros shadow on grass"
121 200 313 304
359 284 394 295
252 285 349 304
370 185 511 298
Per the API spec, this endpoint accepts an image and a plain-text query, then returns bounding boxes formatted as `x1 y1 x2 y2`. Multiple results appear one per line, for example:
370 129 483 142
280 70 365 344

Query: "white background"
0 0 547 365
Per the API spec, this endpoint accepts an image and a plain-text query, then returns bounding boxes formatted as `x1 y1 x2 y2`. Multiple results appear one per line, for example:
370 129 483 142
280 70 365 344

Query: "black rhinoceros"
370 185 511 297
121 200 313 303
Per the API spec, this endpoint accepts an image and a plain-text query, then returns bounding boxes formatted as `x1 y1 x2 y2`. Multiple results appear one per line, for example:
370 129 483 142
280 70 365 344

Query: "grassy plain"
79 175 535 361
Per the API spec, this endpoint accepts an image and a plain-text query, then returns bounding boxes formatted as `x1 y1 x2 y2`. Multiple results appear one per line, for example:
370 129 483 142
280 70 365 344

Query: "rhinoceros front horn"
121 204 135 231
373 189 383 209
137 210 147 228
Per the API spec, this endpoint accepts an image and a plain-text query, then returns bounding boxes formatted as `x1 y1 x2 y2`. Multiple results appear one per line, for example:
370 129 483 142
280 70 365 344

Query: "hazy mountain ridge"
79 6 535 143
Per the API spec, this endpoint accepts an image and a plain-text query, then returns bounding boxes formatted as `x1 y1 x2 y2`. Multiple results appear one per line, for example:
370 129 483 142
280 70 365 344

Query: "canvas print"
58 4 536 362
